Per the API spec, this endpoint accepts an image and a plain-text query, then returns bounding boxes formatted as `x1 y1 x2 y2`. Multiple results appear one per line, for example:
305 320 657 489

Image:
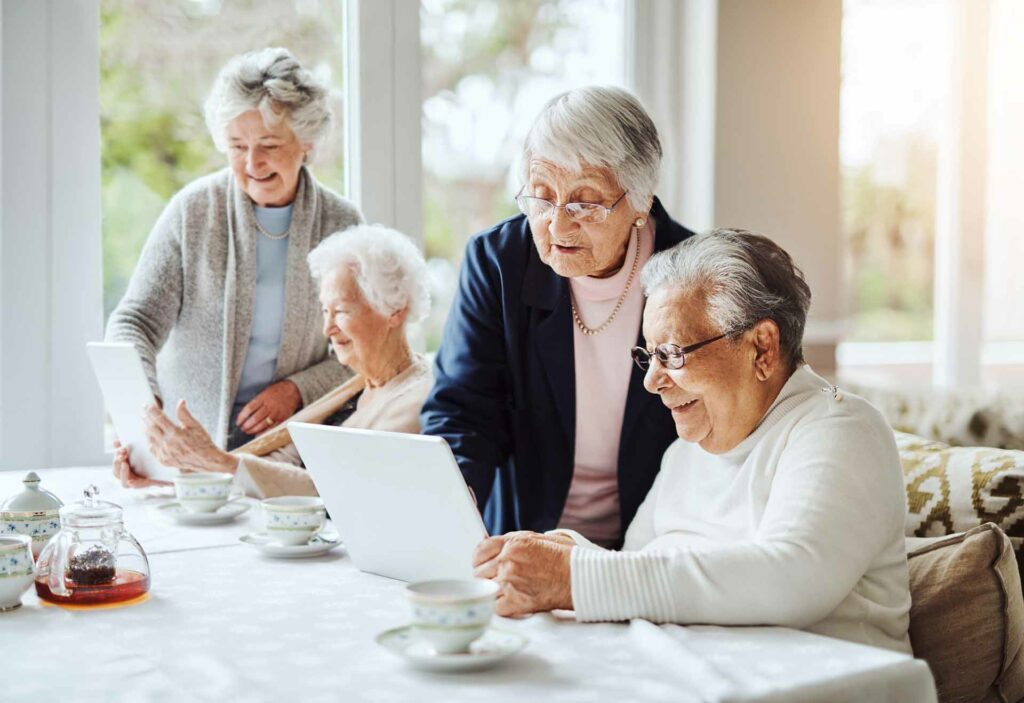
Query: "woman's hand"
144 400 238 474
472 531 574 617
111 440 171 489
236 380 302 435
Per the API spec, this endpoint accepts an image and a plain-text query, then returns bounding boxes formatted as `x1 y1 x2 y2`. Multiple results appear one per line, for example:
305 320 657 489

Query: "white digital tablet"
288 423 488 582
86 342 178 482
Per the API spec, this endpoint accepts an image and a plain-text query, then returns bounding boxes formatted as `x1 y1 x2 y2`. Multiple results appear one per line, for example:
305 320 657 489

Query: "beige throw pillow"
907 524 1024 703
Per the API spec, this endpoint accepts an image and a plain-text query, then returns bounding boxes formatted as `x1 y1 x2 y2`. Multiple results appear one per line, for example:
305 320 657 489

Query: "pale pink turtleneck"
559 219 655 547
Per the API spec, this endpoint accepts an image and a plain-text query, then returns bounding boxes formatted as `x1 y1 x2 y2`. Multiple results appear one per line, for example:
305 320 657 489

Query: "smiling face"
525 159 647 278
641 287 786 454
319 266 399 376
226 109 310 207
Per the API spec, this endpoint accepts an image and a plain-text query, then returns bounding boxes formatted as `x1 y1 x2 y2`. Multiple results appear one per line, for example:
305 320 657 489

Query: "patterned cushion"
850 382 1024 451
898 429 1024 588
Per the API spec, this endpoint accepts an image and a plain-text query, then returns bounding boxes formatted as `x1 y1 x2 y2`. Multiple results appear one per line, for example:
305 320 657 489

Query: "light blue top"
233 204 293 410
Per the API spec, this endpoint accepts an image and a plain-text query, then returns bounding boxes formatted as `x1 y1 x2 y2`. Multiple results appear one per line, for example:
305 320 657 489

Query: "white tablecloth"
0 468 938 703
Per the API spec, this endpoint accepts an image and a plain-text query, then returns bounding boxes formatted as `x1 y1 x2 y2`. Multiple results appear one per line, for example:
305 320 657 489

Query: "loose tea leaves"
68 544 116 585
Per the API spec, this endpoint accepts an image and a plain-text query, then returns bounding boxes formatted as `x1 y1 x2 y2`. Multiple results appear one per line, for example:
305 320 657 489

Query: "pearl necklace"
569 227 641 336
253 210 290 241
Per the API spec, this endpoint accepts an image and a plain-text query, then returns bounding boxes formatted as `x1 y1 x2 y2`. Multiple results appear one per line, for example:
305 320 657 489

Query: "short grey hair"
204 47 332 162
307 225 430 326
519 86 662 212
641 229 812 369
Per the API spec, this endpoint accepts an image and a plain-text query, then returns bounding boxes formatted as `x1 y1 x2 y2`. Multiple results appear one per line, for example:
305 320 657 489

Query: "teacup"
0 534 35 612
173 472 235 513
261 496 326 546
406 578 499 654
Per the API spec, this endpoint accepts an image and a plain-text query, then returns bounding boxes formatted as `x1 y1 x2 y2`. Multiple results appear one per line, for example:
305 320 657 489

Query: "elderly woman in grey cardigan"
114 225 434 499
105 47 362 450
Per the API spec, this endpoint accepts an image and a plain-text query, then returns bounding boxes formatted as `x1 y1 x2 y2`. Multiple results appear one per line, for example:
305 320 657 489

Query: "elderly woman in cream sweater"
113 225 433 499
473 230 913 655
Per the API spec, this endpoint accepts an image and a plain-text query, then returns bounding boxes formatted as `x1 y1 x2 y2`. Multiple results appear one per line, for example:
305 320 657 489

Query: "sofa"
894 424 1024 702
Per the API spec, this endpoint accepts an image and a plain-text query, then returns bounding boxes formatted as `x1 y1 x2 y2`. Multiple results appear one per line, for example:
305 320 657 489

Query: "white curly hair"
307 225 430 326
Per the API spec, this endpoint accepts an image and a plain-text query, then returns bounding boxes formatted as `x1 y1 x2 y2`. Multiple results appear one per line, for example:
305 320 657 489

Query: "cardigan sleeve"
104 196 185 399
282 187 362 406
235 444 316 498
570 409 904 626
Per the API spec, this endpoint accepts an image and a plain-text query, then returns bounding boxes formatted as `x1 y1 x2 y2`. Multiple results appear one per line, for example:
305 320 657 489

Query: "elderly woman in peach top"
113 225 433 498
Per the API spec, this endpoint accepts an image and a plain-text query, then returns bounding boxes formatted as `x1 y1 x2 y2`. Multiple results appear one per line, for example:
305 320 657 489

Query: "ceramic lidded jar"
1 472 63 557
34 485 150 606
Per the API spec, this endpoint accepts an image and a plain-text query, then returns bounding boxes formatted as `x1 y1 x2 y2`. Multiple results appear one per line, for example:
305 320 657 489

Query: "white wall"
631 0 718 232
1 1 105 470
714 0 843 371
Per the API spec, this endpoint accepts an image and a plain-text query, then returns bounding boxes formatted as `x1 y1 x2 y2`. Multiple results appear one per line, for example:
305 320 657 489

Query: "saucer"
238 530 342 558
153 499 251 526
375 626 527 672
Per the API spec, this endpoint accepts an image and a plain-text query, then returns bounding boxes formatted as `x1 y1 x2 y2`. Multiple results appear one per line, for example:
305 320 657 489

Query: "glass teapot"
35 485 150 606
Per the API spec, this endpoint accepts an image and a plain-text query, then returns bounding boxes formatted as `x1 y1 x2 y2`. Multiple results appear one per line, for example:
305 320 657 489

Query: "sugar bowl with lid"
34 485 150 606
1 471 63 557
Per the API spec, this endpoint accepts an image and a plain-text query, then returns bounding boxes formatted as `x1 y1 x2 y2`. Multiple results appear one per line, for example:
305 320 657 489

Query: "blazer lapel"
522 241 575 450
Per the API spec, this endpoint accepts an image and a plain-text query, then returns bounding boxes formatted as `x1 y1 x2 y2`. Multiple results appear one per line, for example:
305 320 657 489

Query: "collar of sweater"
711 365 832 463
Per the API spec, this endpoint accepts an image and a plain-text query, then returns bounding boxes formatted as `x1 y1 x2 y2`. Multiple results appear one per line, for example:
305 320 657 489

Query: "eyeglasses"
514 188 628 224
630 334 729 371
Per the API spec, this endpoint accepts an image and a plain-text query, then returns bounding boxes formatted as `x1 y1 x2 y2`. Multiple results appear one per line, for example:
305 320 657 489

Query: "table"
0 468 938 703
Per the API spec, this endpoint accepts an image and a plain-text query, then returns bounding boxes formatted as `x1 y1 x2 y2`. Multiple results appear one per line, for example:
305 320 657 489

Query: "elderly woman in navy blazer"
422 86 695 545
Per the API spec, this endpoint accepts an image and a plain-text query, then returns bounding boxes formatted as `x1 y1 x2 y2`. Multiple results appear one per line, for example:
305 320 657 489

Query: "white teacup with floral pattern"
0 534 35 611
406 578 499 654
173 472 235 513
261 496 326 546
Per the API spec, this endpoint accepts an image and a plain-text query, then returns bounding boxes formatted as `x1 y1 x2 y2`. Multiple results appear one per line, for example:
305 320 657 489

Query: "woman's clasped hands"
472 531 575 617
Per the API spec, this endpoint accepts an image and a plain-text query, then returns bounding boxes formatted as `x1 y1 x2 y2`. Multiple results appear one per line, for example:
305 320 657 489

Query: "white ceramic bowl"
406 578 499 654
0 534 35 612
173 472 234 513
261 496 326 546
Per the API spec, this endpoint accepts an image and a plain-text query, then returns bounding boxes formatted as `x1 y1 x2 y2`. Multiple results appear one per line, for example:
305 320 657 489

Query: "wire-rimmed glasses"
630 334 729 371
514 188 628 225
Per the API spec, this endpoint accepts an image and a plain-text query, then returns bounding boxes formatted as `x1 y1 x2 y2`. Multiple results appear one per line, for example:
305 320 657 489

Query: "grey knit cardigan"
105 167 363 447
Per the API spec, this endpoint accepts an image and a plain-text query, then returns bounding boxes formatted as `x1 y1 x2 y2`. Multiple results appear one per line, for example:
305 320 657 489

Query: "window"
839 0 949 345
838 0 1023 386
100 0 348 318
981 0 1024 384
419 0 627 348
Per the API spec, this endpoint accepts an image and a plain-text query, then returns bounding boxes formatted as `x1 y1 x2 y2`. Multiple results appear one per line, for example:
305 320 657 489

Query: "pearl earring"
634 218 645 228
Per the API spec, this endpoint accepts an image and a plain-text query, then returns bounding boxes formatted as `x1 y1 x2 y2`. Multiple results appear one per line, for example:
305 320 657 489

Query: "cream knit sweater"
233 354 434 498
566 365 913 654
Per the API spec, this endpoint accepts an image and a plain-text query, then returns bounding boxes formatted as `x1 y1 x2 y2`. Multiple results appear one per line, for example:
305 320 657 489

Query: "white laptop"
287 423 488 582
87 342 177 482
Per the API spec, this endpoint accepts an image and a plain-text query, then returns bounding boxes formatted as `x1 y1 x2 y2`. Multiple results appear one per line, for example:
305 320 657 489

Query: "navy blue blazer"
422 198 695 541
